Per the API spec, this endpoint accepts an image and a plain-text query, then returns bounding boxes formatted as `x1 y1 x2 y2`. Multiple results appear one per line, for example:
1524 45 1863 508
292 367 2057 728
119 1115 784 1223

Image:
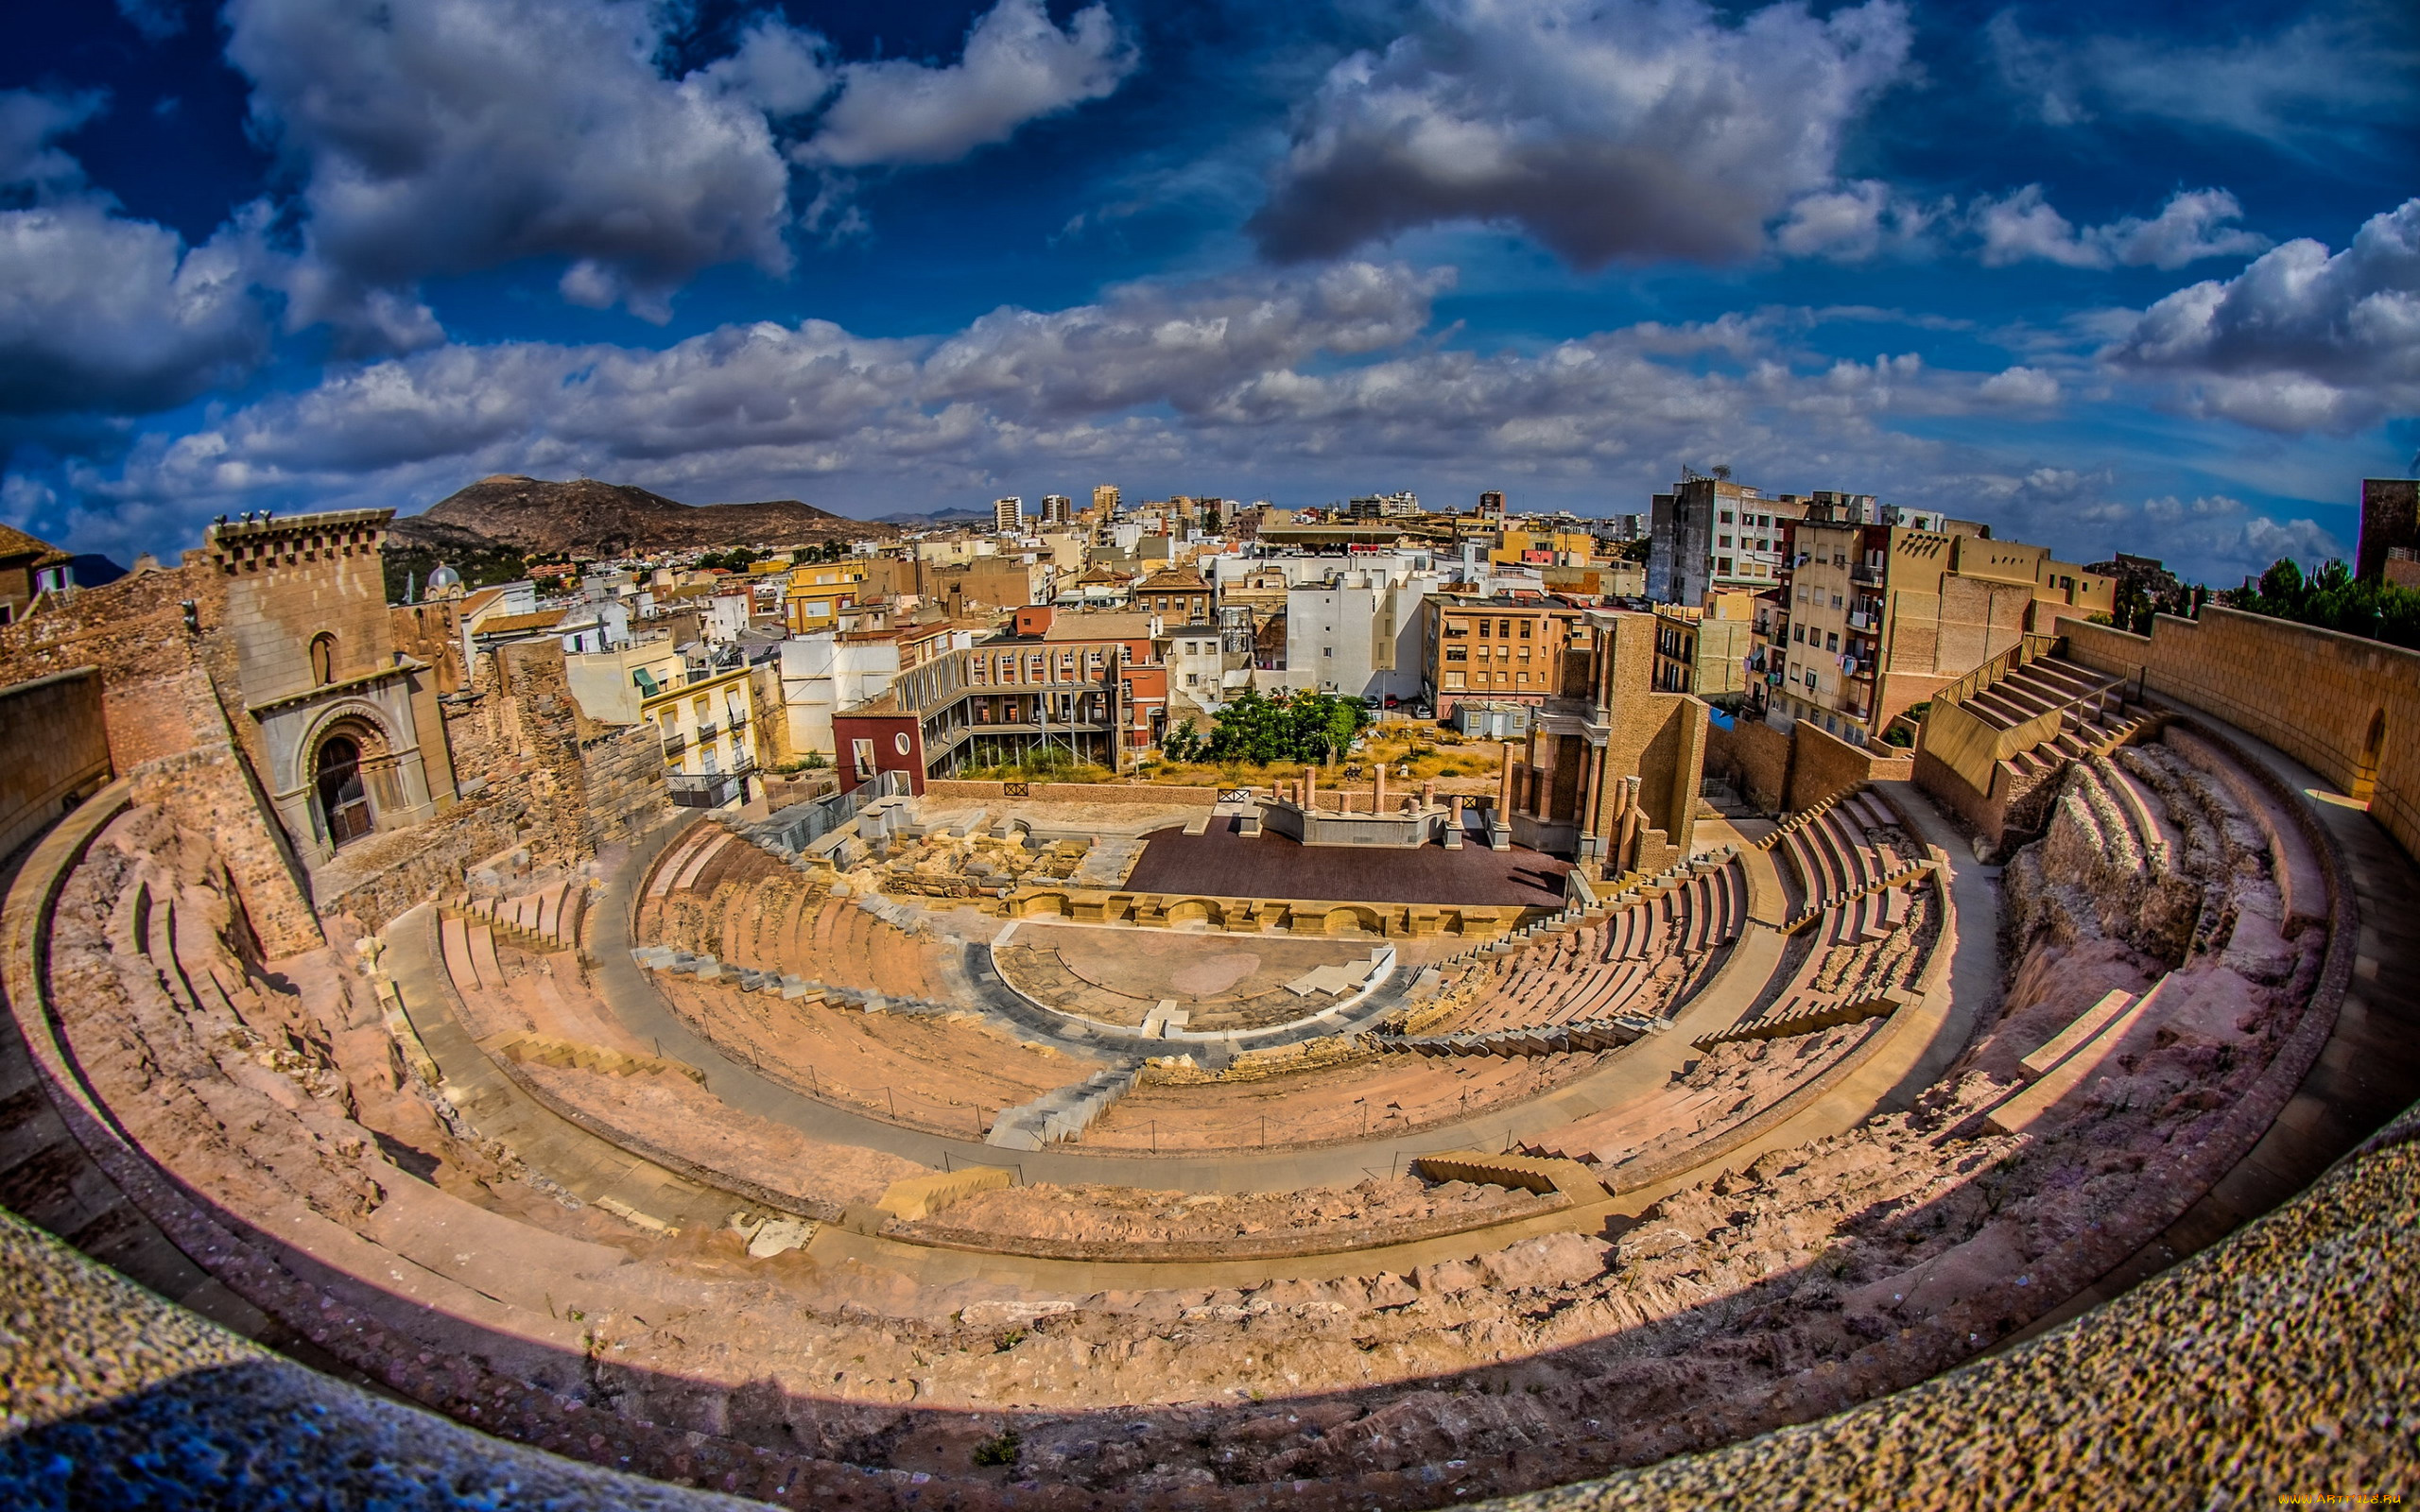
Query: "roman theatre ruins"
0 527 2414 1505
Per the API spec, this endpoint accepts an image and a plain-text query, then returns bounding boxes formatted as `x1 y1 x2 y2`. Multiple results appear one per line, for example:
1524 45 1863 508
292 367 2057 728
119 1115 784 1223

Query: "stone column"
1304 765 1317 811
1497 741 1517 814
1578 743 1605 855
1374 762 1387 815
1445 793 1465 849
1421 779 1437 809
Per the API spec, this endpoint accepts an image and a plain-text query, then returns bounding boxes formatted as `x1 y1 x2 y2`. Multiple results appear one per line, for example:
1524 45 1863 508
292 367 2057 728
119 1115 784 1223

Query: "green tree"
2225 557 2420 651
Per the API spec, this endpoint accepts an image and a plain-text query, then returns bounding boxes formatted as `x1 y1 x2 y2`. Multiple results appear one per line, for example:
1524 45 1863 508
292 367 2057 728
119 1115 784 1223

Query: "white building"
992 496 1024 533
777 632 902 757
1283 566 1442 703
702 589 752 644
1159 627 1228 719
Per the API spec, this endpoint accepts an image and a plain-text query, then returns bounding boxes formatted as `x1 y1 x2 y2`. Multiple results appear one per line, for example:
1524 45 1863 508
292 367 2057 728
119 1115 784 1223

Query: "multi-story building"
1091 483 1121 518
1285 566 1441 704
1478 490 1507 520
565 638 759 806
774 631 900 761
1160 624 1229 720
1768 521 2116 745
1421 593 1589 715
1648 475 1811 604
830 606 1167 792
992 496 1024 534
1037 493 1074 527
1651 593 1754 700
1132 566 1214 626
782 561 867 632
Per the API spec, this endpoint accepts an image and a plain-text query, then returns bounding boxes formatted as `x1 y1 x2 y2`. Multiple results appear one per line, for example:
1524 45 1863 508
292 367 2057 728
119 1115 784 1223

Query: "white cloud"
2108 197 2420 433
1979 365 2060 405
216 0 1138 335
1988 9 2418 146
1973 185 2270 270
0 94 275 417
0 89 107 197
797 0 1135 169
1250 0 1913 267
924 261 1450 419
1773 180 1940 262
223 0 806 330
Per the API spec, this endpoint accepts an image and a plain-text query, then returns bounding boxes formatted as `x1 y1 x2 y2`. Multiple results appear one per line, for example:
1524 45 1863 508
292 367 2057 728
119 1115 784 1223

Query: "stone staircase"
986 1066 1140 1149
1962 655 2159 782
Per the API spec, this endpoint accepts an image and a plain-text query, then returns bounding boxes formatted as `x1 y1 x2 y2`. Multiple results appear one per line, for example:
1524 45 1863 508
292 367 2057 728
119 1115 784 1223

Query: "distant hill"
873 505 994 528
387 475 899 559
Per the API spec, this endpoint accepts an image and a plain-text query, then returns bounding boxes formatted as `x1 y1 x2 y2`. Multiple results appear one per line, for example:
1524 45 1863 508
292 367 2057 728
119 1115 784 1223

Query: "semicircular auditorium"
0 508 2412 1508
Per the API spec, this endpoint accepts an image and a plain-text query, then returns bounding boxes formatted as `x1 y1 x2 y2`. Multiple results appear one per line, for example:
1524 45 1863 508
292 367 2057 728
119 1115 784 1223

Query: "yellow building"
784 562 868 632
1489 528 1597 566
565 640 760 806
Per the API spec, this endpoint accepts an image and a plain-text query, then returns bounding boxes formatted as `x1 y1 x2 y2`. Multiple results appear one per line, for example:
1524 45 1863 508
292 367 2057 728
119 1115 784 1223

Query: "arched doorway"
2351 709 2386 802
315 736 374 848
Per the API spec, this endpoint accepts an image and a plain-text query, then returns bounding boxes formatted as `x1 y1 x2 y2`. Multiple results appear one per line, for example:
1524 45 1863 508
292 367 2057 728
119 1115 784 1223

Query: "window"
1718 558 1733 575
1518 621 1531 638
1322 647 1333 657
308 632 337 685
1445 647 1467 662
1830 593 1843 609
1826 632 1840 652
1498 619 1512 637
1719 510 1734 524
1719 536 1733 549
1478 619 1491 637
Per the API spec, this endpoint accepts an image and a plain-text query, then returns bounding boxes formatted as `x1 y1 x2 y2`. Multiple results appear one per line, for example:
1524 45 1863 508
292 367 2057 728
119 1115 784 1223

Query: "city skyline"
4 0 2414 578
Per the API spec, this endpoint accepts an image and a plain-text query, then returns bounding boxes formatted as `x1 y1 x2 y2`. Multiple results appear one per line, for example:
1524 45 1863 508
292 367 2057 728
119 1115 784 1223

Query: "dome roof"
424 563 463 595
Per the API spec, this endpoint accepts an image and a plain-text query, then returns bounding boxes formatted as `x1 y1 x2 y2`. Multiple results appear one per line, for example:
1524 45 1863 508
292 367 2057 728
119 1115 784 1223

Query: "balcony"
1850 561 1885 586
666 770 746 809
693 719 721 741
659 732 687 757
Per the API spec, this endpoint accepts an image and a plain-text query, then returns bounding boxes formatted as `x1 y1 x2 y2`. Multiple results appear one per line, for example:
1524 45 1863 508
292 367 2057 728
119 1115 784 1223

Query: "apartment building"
1647 475 1810 604
1091 483 1120 518
782 561 867 632
1769 521 2116 744
991 496 1024 533
830 606 1167 792
1132 566 1214 625
1286 566 1442 703
565 639 759 806
1651 593 1754 699
1421 593 1589 715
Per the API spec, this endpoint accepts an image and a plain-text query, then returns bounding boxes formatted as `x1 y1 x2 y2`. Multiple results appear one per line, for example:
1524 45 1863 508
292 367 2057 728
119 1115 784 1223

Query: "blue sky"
2 0 2413 582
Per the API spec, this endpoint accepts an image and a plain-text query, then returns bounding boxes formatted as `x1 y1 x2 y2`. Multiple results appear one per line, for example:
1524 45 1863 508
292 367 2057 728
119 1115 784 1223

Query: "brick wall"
0 669 111 864
2056 607 2420 864
1706 717 1791 811
1788 718 1913 812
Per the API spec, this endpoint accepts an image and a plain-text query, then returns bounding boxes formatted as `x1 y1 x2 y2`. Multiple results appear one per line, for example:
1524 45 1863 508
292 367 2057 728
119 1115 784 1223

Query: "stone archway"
306 713 395 850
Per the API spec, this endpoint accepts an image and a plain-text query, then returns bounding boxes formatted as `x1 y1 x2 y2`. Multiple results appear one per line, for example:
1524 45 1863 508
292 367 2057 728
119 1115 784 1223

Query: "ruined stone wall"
2057 608 2420 865
0 668 112 864
580 721 675 853
0 560 231 772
